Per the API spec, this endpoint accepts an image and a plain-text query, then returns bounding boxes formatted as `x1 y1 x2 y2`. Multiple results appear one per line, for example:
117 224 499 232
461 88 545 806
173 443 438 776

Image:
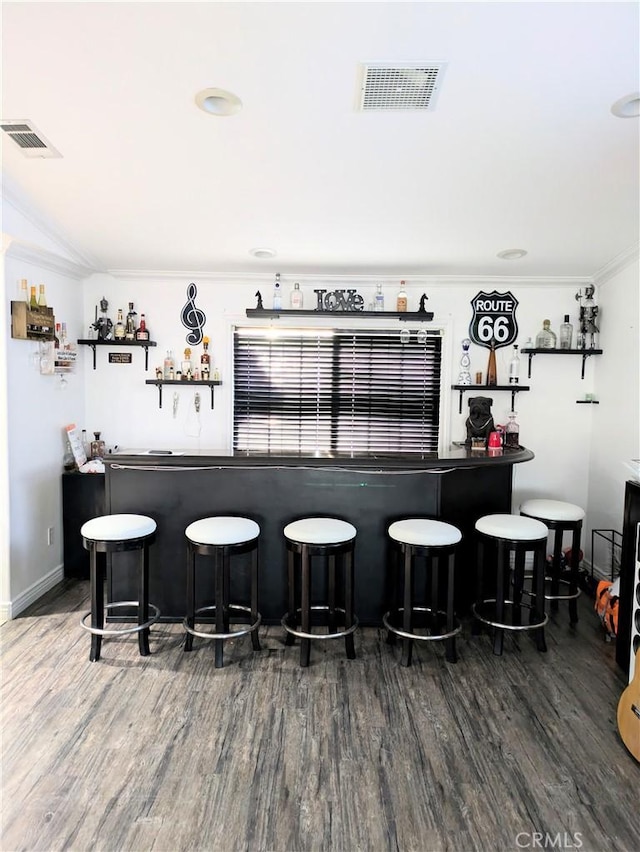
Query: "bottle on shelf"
163 350 174 380
29 286 38 310
290 282 303 309
90 431 105 460
508 344 520 385
535 319 557 349
38 284 47 308
20 279 29 305
60 322 69 348
559 315 573 350
505 412 520 448
54 323 61 350
135 313 149 341
396 280 408 312
201 337 211 380
486 339 497 386
114 309 126 339
182 347 192 380
125 302 137 340
273 273 282 310
374 283 384 312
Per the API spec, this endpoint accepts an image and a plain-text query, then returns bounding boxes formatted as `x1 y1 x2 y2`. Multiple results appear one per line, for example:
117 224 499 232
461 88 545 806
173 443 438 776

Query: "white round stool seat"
388 519 462 548
520 499 585 523
81 514 156 542
476 513 548 541
284 517 356 545
185 516 260 547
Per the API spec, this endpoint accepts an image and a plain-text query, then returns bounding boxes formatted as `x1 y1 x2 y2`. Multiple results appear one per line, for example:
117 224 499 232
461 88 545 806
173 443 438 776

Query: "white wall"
2 201 88 619
587 258 640 574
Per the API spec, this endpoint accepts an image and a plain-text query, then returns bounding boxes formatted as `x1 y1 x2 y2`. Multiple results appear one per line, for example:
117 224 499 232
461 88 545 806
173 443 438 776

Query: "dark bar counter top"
102 445 534 624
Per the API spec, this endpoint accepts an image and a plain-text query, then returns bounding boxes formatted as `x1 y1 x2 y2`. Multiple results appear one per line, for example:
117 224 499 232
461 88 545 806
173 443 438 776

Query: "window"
233 326 442 457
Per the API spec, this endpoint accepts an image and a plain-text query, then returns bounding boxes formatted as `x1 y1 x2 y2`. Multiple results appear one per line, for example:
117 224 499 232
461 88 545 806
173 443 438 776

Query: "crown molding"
3 236 96 279
106 268 592 288
1 180 103 273
592 243 639 288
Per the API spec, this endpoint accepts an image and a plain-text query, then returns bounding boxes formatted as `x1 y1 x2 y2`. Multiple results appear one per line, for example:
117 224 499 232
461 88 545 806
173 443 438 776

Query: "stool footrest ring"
521 575 581 602
282 605 359 641
383 606 462 642
80 601 161 636
183 604 261 641
472 599 548 631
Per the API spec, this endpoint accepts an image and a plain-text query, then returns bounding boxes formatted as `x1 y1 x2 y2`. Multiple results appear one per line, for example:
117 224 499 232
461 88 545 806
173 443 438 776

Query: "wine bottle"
38 284 47 308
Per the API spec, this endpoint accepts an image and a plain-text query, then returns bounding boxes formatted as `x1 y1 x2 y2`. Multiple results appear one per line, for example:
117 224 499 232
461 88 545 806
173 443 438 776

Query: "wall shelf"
576 399 599 405
520 347 602 380
145 379 221 409
245 308 434 322
451 384 530 414
11 301 55 341
77 338 157 370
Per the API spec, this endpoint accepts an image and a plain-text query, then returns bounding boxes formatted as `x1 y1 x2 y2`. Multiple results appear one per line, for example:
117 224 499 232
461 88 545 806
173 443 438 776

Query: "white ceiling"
2 1 639 279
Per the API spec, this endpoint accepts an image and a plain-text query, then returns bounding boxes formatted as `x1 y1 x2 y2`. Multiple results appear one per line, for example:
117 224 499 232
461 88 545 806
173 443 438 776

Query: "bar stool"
520 499 585 625
183 517 261 668
282 517 358 667
472 513 549 656
383 519 462 666
80 513 159 662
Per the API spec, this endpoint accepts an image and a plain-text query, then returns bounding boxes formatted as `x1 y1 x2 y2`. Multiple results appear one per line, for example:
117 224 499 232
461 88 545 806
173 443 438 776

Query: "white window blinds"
233 326 442 457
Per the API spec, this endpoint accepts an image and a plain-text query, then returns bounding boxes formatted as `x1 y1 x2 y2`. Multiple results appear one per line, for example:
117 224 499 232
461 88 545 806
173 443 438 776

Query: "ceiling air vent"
0 120 61 158
357 62 447 111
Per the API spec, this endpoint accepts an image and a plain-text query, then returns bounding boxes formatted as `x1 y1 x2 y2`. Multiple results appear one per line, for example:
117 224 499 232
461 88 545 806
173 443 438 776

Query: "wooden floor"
1 580 639 852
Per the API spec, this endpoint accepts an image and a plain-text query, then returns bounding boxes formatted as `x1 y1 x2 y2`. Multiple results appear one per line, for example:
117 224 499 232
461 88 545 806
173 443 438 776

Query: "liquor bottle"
60 322 69 348
396 280 408 312
90 431 105 460
486 339 497 386
508 344 520 385
29 286 38 309
182 347 192 380
125 302 137 340
374 283 384 312
273 273 282 310
38 284 47 308
535 319 556 349
559 315 573 350
201 337 211 380
290 282 303 309
54 323 61 350
163 350 174 380
114 309 126 339
505 412 520 448
135 313 149 341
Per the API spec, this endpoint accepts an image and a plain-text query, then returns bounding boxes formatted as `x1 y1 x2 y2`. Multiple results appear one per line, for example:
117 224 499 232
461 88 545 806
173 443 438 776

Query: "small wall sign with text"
109 352 132 364
469 290 519 349
313 289 365 311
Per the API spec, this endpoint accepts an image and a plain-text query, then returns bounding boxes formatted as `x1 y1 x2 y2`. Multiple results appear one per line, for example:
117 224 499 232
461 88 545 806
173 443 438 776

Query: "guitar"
617 648 640 762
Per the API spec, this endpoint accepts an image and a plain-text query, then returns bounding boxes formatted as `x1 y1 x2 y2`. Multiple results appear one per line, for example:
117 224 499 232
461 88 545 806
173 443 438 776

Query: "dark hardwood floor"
1 580 638 852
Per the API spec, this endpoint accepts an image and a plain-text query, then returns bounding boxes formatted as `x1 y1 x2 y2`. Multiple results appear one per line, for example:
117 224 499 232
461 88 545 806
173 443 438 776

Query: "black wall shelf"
145 379 221 409
451 384 530 414
245 308 434 322
520 347 602 380
78 339 157 370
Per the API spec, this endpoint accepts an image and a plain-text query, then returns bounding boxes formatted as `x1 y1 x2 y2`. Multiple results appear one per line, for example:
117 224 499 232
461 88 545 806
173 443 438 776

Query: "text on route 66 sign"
469 290 519 350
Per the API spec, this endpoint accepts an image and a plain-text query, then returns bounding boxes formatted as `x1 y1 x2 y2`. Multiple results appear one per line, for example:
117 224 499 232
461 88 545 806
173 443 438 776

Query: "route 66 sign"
469 290 518 350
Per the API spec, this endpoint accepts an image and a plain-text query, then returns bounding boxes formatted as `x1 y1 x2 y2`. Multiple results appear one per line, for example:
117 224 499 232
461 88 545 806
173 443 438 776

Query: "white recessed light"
611 92 640 118
497 248 528 260
195 88 242 116
249 247 277 259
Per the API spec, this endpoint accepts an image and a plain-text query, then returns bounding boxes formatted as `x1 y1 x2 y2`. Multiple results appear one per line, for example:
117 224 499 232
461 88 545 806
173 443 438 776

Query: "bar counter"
104 445 534 624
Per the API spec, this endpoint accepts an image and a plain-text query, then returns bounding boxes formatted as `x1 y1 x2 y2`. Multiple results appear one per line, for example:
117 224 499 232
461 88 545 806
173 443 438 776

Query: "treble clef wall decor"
181 282 206 346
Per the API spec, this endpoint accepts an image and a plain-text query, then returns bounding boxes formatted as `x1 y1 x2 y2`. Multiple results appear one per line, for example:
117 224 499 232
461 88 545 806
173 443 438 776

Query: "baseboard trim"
3 565 65 621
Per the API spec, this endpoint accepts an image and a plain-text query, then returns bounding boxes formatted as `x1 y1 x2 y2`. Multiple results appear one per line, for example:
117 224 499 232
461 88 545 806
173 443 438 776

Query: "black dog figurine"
465 396 495 445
